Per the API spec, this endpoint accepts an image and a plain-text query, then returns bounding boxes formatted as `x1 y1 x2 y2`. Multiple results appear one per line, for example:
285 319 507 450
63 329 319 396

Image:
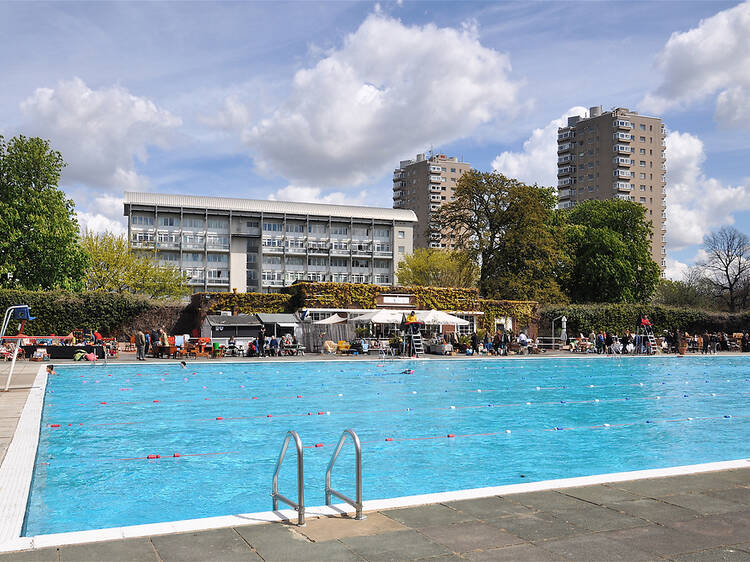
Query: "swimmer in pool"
401 369 414 374
180 361 187 369
46 364 56 375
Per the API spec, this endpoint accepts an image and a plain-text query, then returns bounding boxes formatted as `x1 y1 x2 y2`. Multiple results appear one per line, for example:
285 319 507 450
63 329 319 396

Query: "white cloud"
20 77 182 192
199 95 252 132
641 1 750 128
244 12 521 187
665 130 750 250
664 257 690 281
268 186 368 206
491 106 587 186
76 195 127 235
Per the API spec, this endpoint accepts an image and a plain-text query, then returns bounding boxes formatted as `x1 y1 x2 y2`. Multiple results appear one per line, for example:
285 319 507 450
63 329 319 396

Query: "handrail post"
325 429 365 520
271 430 305 525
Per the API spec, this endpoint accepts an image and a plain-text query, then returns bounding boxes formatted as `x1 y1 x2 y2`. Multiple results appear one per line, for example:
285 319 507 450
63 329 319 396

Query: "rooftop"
124 192 418 222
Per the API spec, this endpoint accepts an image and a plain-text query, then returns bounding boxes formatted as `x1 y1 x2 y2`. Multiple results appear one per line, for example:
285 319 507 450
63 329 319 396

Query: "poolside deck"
1 356 749 560
0 467 748 560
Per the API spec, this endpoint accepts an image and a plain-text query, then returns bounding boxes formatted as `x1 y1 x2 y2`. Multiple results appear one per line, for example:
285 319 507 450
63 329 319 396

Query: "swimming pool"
22 357 750 536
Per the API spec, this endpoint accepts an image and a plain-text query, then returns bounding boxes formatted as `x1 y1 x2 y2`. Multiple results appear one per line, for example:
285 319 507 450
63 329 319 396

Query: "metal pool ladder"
326 429 366 520
271 430 305 525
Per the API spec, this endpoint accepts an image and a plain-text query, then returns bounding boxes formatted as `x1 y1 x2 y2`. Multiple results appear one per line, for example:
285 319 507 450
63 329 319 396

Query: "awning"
418 310 470 326
277 322 298 328
350 310 404 324
314 314 348 325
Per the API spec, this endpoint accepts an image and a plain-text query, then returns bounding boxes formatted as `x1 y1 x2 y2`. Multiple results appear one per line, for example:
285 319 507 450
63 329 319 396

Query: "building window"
330 257 348 268
207 219 228 229
640 124 646 131
331 225 349 236
398 246 405 254
286 223 304 233
159 216 178 227
308 223 327 234
397 230 405 239
639 197 646 203
286 256 304 266
262 222 283 232
640 136 646 142
308 256 328 267
352 259 370 269
640 173 646 179
131 215 154 226
640 160 646 166
374 228 389 238
247 253 257 264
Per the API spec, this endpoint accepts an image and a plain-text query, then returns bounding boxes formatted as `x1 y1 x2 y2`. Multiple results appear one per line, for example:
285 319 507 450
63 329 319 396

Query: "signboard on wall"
375 293 416 308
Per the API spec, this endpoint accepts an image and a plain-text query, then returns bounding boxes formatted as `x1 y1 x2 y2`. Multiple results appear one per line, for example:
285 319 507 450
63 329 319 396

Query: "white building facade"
124 192 417 293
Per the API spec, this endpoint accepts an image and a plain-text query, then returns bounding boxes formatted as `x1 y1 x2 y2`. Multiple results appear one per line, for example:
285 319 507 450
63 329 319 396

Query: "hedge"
0 290 191 337
191 292 292 315
540 303 750 335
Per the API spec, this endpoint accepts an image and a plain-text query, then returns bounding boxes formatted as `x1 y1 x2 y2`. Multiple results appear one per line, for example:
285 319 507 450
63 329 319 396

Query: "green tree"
433 170 566 302
559 199 660 303
81 231 190 299
396 248 478 287
0 135 88 289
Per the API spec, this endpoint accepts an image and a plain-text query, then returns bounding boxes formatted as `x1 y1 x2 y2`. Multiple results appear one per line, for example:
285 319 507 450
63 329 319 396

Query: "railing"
271 430 305 526
326 429 365 520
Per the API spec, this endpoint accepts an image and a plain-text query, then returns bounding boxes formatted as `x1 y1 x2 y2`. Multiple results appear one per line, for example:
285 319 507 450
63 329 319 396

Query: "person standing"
470 332 479 355
135 330 146 361
144 331 151 356
258 327 266 357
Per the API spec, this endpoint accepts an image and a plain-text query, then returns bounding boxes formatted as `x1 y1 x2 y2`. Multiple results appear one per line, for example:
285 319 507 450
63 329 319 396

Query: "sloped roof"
255 313 300 325
124 192 418 222
205 314 261 327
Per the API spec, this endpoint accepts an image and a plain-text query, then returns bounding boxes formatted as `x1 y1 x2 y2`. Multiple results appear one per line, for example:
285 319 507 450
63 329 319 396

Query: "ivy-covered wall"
540 303 750 335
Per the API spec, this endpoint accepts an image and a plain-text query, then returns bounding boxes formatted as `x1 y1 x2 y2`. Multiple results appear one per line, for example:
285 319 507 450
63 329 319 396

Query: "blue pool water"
23 357 750 536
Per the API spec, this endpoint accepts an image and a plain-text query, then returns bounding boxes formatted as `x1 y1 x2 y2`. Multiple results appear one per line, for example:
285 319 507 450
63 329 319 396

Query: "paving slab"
505 490 593 513
417 521 524 553
381 504 475 528
706 487 750 506
462 543 562 561
341 530 450 562
611 473 735 498
601 524 725 557
666 511 750 549
671 546 750 561
151 528 259 562
608 498 700 524
488 512 583 542
296 513 408 542
0 548 58 562
559 484 642 505
663 492 749 515
539 532 656 561
59 539 158 562
235 522 361 562
551 504 644 532
443 496 535 519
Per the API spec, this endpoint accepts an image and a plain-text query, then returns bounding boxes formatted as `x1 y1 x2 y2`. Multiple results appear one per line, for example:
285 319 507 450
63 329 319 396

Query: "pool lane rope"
38 413 750 465
45 390 750 430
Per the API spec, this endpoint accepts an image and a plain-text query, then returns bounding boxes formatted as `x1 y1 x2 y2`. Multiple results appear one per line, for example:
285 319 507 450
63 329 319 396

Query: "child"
46 364 56 376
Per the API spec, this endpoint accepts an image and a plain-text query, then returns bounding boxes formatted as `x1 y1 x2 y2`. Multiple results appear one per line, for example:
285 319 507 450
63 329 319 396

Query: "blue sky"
1 0 748 278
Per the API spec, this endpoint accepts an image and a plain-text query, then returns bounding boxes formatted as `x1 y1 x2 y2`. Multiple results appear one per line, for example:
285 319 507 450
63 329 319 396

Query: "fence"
298 323 355 353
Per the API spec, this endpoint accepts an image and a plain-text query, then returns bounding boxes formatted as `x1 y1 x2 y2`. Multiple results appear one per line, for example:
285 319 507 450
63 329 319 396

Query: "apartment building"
124 192 417 293
392 153 472 249
556 106 667 272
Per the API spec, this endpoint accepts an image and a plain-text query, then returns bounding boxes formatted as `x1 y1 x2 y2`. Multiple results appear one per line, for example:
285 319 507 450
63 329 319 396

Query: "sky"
1 0 749 280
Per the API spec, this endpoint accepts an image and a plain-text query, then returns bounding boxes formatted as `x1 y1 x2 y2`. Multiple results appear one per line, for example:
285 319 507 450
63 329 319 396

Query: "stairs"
410 332 424 357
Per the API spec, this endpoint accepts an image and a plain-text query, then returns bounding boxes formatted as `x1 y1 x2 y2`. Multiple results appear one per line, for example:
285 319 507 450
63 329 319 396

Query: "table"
153 344 179 358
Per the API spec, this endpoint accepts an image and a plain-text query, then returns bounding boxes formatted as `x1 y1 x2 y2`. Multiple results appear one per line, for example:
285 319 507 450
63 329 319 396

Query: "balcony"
557 166 575 177
352 247 372 256
262 278 284 287
613 169 631 178
393 180 406 188
429 184 441 192
131 240 155 249
613 132 633 142
557 130 574 141
662 224 667 231
558 154 573 164
261 244 284 254
330 246 350 256
613 181 633 191
614 194 632 201
430 204 440 211
429 175 443 182
558 189 571 199
430 165 442 173
613 120 633 129
206 244 230 251
286 245 306 254
393 171 405 180
557 143 571 153
613 144 632 154
558 177 574 187
613 157 632 166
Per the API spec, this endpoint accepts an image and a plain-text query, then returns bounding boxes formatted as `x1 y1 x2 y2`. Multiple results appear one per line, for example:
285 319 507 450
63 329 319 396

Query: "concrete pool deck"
1 355 749 560
0 467 748 560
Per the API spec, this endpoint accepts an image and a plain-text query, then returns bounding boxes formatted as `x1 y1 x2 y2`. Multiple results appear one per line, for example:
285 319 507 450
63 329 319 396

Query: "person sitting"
269 336 279 356
518 331 529 355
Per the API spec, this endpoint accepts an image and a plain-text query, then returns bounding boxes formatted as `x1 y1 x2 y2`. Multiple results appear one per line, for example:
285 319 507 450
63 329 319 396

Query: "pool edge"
0 364 47 545
1 457 748 553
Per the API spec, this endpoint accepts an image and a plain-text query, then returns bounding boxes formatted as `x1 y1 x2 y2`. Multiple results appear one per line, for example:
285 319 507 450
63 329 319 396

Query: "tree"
432 170 566 302
559 199 661 303
396 248 478 287
0 135 88 290
698 226 750 312
81 231 190 299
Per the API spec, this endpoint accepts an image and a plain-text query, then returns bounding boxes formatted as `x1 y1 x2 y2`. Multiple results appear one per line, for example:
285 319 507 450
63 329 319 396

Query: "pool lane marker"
44 390 750 430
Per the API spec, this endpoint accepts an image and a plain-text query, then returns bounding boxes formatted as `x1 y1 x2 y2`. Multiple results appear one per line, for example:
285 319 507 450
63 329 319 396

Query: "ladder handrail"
325 429 365 520
271 430 305 525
